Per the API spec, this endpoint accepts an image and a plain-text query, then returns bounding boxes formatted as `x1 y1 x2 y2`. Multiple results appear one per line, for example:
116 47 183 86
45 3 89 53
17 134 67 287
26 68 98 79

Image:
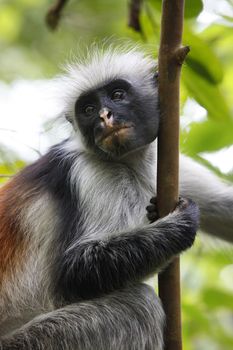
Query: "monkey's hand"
161 197 199 250
54 197 199 300
146 197 158 223
147 196 199 250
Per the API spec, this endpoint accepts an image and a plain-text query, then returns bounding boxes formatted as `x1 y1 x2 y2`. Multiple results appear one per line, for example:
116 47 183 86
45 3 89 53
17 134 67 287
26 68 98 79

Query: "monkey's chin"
96 127 134 157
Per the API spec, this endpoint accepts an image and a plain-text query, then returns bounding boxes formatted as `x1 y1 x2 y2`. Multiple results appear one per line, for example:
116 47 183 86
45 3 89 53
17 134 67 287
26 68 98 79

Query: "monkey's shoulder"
2 140 155 236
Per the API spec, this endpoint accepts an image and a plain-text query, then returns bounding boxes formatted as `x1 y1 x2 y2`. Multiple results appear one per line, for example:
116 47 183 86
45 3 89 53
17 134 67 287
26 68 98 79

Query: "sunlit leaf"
221 14 233 22
202 288 233 310
181 119 233 154
184 0 203 19
183 28 224 84
182 303 210 329
182 67 231 121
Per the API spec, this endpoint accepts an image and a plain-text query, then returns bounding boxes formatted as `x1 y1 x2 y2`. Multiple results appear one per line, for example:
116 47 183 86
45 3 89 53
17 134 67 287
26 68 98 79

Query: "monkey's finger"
175 197 189 210
150 197 157 204
146 205 157 213
147 212 159 222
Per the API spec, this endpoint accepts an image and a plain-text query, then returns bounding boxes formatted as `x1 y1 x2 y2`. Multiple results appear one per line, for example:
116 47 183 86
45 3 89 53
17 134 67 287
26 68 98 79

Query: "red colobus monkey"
0 48 232 350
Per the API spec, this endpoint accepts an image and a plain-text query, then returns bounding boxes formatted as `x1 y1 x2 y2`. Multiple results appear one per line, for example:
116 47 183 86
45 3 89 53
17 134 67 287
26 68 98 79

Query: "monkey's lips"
96 124 134 150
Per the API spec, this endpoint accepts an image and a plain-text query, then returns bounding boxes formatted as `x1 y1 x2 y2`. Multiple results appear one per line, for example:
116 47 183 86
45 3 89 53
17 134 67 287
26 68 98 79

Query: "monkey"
0 47 232 350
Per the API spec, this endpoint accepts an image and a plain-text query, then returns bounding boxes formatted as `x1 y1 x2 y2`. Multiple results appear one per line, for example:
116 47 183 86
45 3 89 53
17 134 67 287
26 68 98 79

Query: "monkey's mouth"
96 124 134 155
96 124 134 144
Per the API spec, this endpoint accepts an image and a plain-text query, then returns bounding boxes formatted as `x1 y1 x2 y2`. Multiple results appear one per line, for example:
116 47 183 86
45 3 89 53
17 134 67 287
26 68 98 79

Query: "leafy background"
0 0 233 349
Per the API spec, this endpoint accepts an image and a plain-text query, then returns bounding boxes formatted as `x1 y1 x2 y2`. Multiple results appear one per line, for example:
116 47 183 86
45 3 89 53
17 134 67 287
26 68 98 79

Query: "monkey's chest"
78 169 154 238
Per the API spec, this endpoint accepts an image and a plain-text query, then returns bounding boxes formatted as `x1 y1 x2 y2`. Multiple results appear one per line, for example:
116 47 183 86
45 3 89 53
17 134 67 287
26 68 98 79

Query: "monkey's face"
75 78 159 158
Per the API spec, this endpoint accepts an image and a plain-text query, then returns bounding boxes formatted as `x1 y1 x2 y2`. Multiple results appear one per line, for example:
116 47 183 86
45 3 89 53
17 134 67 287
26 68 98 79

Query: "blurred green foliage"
181 239 233 350
0 0 232 349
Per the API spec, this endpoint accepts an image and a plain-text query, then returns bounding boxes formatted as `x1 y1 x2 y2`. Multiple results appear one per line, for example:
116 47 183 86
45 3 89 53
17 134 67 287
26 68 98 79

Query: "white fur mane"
57 46 156 122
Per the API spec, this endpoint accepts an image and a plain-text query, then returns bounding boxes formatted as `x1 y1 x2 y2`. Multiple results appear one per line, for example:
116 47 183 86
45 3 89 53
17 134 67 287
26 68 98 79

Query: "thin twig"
46 0 69 30
0 175 13 178
128 0 143 33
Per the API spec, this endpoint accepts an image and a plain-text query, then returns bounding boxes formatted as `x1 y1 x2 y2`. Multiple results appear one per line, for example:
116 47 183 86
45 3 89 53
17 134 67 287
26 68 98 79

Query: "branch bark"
128 0 143 33
157 1 189 350
46 0 69 30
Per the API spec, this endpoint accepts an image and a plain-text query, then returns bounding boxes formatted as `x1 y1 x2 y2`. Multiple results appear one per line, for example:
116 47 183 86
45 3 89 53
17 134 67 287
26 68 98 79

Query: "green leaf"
182 66 231 121
183 29 224 84
181 119 233 154
202 288 233 310
182 303 210 330
185 0 203 19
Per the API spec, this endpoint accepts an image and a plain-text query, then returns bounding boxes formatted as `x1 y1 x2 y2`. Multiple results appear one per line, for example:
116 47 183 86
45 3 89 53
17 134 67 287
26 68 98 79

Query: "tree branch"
128 0 143 33
157 1 189 349
175 46 190 65
45 0 69 30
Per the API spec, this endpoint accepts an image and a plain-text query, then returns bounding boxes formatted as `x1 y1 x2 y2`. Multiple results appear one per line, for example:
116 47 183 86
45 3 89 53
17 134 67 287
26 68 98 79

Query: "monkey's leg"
0 283 164 350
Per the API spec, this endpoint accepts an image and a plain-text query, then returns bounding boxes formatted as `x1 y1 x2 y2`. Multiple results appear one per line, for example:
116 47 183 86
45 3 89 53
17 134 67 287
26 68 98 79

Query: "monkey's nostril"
107 110 112 119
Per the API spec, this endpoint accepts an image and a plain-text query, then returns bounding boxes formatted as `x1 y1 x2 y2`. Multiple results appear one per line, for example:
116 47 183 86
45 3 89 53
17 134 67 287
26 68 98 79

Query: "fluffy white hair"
57 45 156 122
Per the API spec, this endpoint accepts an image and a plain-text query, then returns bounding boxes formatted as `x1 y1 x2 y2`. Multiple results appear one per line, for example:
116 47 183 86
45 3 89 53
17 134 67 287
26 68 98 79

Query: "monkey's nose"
99 108 113 126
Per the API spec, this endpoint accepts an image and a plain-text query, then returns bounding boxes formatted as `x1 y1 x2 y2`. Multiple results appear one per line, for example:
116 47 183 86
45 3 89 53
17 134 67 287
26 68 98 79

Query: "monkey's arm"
54 199 198 301
180 155 233 242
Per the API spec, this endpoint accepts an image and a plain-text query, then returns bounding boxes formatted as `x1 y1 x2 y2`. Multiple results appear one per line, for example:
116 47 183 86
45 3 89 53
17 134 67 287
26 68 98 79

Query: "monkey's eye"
84 105 96 116
111 89 125 101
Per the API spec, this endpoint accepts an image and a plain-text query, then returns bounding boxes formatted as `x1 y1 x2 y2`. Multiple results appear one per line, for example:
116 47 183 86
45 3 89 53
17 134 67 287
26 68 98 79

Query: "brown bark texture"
157 1 189 350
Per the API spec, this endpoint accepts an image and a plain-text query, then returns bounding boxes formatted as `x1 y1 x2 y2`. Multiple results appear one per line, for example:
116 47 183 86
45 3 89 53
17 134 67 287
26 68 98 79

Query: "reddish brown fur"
0 176 31 284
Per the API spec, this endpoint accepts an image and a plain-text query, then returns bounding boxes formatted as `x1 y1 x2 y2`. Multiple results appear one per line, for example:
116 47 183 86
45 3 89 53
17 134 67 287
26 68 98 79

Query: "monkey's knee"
107 283 165 350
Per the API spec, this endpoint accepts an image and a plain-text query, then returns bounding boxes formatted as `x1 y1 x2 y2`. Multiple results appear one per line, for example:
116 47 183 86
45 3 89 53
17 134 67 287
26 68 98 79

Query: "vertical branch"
157 1 189 350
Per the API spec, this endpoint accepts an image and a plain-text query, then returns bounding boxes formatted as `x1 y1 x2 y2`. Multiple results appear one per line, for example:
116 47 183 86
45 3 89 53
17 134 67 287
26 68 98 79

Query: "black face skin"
75 78 159 159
